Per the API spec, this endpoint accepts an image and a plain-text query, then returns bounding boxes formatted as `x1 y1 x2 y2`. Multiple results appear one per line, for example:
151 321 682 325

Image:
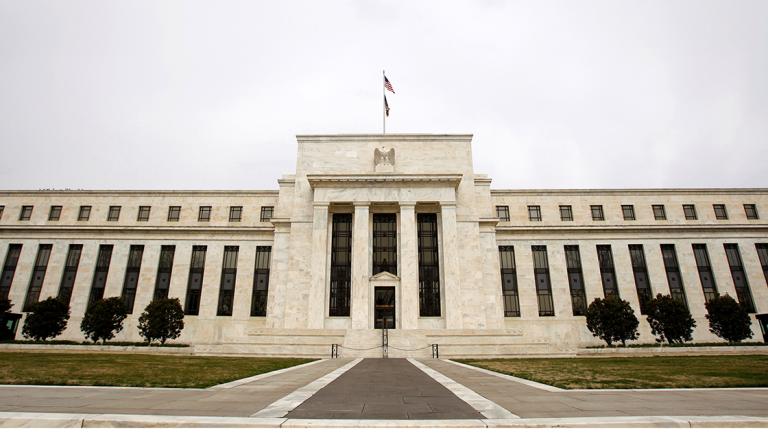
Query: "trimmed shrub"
21 297 70 341
705 294 753 343
0 298 12 314
138 298 185 344
80 297 128 344
586 297 640 346
646 294 696 344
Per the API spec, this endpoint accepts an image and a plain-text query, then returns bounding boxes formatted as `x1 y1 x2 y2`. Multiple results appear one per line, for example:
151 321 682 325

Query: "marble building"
1 134 767 357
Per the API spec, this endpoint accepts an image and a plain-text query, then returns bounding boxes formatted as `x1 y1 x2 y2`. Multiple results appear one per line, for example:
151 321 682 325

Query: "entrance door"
374 286 395 329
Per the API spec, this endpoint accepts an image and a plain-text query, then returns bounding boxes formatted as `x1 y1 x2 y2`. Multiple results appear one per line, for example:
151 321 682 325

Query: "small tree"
80 297 128 344
138 298 185 344
705 294 753 343
646 294 696 344
21 297 70 341
586 297 640 346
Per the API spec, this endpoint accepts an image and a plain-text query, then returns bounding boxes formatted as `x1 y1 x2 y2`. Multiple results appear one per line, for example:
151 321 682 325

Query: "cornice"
495 223 768 234
0 190 279 197
306 174 463 188
296 134 473 142
0 225 275 235
491 188 768 196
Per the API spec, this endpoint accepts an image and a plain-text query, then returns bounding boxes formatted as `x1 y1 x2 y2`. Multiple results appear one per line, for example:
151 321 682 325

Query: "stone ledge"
578 345 768 357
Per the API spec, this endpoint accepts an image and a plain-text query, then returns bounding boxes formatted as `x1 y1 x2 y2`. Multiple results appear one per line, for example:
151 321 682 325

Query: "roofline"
296 134 473 142
491 188 768 195
0 190 279 196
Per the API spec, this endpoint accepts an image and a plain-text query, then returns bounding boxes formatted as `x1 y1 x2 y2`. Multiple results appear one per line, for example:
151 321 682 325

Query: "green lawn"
457 355 768 389
0 352 315 388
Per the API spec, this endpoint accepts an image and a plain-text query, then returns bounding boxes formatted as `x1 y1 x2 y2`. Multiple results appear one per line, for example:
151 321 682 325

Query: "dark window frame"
153 245 175 300
184 246 207 315
564 245 587 316
260 206 274 222
216 246 239 316
559 205 573 221
692 244 718 303
198 206 212 222
652 204 666 220
229 206 243 222
496 205 510 222
713 204 728 220
22 244 52 311
121 245 144 313
167 206 181 222
88 244 113 307
596 245 620 300
527 205 542 222
532 246 555 316
628 245 652 314
724 244 755 313
48 205 62 221
661 244 688 309
683 204 697 220
107 206 121 222
78 205 91 221
498 246 520 317
0 244 23 301
590 205 604 221
744 204 759 220
57 244 83 306
329 213 352 317
621 204 635 221
250 246 272 316
756 243 768 286
372 213 397 275
137 206 151 222
418 213 441 317
19 205 33 221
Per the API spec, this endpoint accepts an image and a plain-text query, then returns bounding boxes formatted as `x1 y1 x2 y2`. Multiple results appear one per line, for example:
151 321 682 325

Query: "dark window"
153 246 175 300
692 244 718 303
713 204 728 220
78 206 91 221
48 206 62 221
661 245 688 309
683 204 697 220
107 206 121 222
744 204 759 220
217 246 239 316
57 244 82 306
756 243 768 286
590 205 604 221
19 206 33 221
564 245 587 316
120 245 144 313
260 206 274 222
137 206 151 222
167 206 181 222
418 213 441 317
0 205 4 220
23 244 52 311
528 205 542 222
652 204 666 220
724 244 755 313
622 205 635 221
496 206 510 222
0 245 22 301
559 205 573 221
498 246 520 317
250 246 272 316
184 246 207 315
373 213 397 275
88 245 113 306
596 245 619 299
532 246 554 316
628 245 652 314
329 213 352 317
198 206 211 222
229 206 242 222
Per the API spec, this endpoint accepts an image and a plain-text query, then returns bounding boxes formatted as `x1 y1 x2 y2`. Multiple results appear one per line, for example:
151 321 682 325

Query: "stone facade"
0 134 767 357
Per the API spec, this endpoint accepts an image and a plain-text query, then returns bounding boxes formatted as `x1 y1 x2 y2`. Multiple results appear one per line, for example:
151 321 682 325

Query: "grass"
457 355 768 389
0 352 315 388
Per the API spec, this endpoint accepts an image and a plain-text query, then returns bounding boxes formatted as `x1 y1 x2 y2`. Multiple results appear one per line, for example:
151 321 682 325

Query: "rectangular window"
78 206 91 221
167 206 181 222
692 244 718 303
532 246 554 316
250 246 272 316
628 245 652 314
19 205 33 221
496 205 510 222
683 204 697 220
498 246 520 317
528 205 542 222
198 206 211 222
137 206 151 222
724 244 755 313
564 245 587 316
217 246 239 316
88 245 113 306
622 205 635 221
418 213 441 317
559 205 573 221
661 244 688 309
184 246 206 315
48 206 62 221
744 204 759 220
756 244 768 286
652 204 666 220
329 213 352 317
260 206 274 222
57 244 82 306
0 205 4 220
153 246 175 300
0 245 22 301
23 244 52 311
590 205 604 221
229 206 242 222
713 204 728 220
596 245 619 299
372 213 397 275
107 206 121 222
121 245 144 313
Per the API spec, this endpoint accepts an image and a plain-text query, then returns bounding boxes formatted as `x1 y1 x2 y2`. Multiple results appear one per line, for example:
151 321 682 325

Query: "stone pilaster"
351 202 370 329
441 202 461 329
399 202 418 329
307 203 329 329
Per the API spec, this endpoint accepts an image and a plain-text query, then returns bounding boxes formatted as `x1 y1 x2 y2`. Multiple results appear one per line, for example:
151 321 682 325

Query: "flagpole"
382 69 386 135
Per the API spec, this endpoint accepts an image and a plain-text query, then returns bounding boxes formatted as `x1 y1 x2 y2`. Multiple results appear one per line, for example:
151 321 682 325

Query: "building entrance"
374 286 395 329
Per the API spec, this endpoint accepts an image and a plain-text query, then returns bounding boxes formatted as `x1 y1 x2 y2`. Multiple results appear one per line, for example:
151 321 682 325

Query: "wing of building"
1 134 767 356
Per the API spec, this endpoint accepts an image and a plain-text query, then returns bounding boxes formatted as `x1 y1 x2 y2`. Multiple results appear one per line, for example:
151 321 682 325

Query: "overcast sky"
1 0 766 190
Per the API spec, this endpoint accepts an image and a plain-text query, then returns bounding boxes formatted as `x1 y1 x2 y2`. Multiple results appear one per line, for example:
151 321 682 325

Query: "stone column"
351 203 370 329
399 202 419 329
441 202 462 329
307 202 329 329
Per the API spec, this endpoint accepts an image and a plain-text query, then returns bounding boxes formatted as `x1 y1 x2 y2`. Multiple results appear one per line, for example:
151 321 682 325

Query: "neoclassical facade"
1 134 767 356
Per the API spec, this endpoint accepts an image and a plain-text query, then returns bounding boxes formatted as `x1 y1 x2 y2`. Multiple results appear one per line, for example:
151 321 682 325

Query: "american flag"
384 75 395 93
384 95 390 116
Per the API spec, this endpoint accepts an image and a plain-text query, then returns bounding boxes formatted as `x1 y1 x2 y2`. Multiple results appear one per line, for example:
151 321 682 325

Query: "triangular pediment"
370 271 399 281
